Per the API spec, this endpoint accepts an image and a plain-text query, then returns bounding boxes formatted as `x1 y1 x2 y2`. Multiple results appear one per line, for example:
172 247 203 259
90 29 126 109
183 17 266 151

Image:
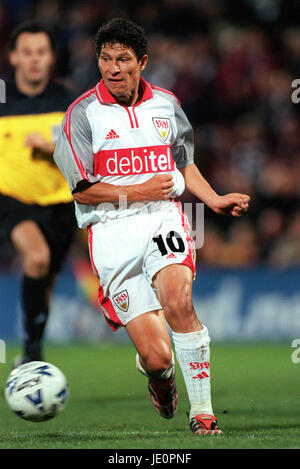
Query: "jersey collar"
96 77 153 106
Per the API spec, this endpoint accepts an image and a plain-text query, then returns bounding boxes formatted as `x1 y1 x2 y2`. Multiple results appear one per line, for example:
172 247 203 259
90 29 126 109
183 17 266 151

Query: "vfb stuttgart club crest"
113 290 129 312
152 117 171 141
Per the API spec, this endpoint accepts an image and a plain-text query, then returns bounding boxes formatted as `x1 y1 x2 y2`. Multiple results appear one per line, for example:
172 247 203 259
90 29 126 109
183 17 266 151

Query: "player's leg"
11 220 52 363
126 310 178 419
126 309 172 374
153 264 201 332
153 264 222 434
88 214 177 420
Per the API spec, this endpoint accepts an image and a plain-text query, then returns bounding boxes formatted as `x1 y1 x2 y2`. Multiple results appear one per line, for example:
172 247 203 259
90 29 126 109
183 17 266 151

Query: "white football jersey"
54 78 194 228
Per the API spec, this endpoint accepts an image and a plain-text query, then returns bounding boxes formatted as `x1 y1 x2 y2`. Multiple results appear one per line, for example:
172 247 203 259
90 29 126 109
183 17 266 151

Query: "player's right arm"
54 102 174 205
161 91 250 217
72 173 175 204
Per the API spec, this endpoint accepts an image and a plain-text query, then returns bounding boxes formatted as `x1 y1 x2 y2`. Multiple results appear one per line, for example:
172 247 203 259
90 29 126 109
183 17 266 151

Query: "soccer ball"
4 361 69 422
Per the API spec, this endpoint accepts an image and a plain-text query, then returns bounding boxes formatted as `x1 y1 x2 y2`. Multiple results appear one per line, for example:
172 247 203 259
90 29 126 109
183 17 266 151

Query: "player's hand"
24 133 55 153
138 174 174 201
210 193 250 217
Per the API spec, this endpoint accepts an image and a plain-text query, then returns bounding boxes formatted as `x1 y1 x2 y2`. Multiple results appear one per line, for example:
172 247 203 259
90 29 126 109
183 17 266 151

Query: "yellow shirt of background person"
0 80 73 206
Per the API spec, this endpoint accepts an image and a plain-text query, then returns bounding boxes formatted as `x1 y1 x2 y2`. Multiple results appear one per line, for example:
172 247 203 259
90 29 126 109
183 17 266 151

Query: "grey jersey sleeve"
153 89 194 168
54 102 98 193
172 99 194 169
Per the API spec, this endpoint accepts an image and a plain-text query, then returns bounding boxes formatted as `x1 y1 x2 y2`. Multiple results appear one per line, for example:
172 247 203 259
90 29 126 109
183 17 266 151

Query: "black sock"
22 275 50 359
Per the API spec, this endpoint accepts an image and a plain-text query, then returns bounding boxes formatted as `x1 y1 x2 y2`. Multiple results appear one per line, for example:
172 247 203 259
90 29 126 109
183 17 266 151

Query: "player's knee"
141 349 172 375
24 248 51 278
163 293 196 331
164 294 193 319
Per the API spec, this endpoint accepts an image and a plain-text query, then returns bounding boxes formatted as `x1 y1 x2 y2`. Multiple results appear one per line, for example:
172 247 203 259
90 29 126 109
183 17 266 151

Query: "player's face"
98 43 148 106
9 32 54 85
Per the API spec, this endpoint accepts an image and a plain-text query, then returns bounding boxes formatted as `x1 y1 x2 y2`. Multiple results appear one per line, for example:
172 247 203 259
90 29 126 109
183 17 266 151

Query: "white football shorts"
87 200 196 330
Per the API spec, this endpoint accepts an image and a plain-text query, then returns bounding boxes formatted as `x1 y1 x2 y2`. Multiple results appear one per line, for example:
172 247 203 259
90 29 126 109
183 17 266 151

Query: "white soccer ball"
4 361 69 422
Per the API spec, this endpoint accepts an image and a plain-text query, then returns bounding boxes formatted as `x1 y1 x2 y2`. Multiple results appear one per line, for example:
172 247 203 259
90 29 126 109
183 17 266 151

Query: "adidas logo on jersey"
105 129 120 140
167 253 177 259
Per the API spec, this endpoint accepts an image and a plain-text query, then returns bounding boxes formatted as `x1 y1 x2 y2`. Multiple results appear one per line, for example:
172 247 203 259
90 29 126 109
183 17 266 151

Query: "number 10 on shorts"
153 231 185 256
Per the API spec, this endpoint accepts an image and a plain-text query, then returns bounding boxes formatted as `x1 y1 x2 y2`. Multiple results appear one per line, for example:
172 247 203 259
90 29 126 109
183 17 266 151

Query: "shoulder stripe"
63 87 96 182
150 84 181 107
64 87 96 140
95 82 104 104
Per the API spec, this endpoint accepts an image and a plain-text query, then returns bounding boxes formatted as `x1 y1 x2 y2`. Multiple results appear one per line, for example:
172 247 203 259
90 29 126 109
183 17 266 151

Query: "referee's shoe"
12 341 42 369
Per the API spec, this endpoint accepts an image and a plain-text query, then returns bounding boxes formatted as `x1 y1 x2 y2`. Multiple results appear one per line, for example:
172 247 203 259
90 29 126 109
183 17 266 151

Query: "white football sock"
172 326 214 419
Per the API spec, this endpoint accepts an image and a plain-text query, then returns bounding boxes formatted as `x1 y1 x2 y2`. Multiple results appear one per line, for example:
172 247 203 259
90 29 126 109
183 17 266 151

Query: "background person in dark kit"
0 21 77 365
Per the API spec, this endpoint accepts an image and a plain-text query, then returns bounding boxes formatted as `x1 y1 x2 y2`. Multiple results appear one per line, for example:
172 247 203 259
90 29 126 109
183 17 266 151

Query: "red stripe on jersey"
173 200 196 276
95 83 103 104
87 225 100 277
94 145 174 176
66 139 87 181
150 84 182 108
122 105 135 128
65 87 95 139
95 79 152 128
64 87 96 181
96 80 116 104
132 106 139 128
96 78 153 105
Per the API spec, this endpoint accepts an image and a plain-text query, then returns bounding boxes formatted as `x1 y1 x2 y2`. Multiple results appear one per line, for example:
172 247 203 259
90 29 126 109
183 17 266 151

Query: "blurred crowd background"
0 0 299 269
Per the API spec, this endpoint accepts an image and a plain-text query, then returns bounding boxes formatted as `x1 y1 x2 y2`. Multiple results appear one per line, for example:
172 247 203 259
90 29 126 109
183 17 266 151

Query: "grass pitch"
0 342 299 450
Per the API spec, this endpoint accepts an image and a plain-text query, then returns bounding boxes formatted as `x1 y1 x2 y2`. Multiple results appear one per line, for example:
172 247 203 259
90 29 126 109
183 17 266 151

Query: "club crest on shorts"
113 290 129 312
152 117 171 141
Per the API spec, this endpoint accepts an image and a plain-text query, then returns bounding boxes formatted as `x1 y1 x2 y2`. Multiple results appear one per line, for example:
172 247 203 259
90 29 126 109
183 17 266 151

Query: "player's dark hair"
9 21 56 51
95 18 147 60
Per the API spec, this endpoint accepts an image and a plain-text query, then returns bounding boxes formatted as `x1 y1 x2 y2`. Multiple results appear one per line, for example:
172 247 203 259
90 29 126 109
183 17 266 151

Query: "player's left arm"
179 163 250 217
170 97 249 216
